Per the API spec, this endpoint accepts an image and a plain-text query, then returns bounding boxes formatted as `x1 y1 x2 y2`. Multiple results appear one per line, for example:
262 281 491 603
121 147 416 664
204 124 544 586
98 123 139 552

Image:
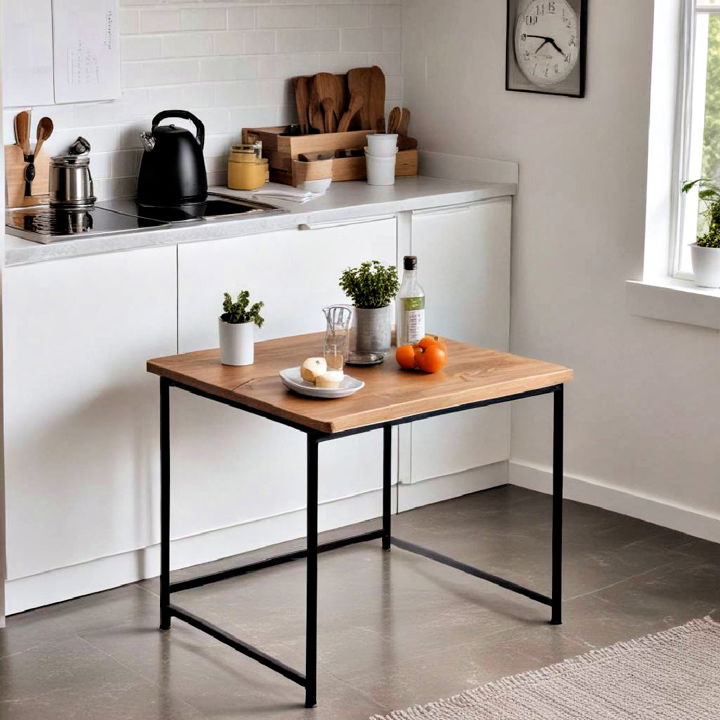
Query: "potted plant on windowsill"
339 260 399 356
682 178 720 288
219 290 265 366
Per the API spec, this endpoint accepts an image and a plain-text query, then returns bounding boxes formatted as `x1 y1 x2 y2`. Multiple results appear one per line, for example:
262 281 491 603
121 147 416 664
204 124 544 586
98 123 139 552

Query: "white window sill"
626 278 720 330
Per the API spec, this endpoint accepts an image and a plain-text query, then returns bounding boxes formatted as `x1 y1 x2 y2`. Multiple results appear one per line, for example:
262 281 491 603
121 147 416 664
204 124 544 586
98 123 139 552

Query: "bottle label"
402 297 425 344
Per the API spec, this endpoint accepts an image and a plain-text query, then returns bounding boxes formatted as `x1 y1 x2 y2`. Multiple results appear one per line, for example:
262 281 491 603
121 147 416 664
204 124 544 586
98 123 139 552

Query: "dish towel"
253 185 325 203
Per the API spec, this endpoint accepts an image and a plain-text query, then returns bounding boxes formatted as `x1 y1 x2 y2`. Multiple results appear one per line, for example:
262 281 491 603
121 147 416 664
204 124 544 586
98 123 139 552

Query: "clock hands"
525 34 565 56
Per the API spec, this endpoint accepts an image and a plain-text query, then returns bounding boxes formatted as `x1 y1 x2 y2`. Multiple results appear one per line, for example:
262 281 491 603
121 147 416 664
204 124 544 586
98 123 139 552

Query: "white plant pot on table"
691 243 720 288
219 318 255 366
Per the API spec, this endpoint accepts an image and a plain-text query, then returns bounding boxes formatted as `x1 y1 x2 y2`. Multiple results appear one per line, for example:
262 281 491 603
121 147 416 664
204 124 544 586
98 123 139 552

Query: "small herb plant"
339 260 400 309
221 290 265 327
682 179 720 248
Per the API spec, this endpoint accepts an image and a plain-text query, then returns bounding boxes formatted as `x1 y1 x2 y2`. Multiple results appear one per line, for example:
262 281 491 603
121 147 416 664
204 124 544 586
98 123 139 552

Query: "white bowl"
365 153 396 186
279 367 364 399
299 177 332 194
366 133 398 156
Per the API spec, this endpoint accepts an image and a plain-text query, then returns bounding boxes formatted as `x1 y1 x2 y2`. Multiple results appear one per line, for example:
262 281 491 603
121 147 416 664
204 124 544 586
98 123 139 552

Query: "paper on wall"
52 0 120 104
2 0 55 107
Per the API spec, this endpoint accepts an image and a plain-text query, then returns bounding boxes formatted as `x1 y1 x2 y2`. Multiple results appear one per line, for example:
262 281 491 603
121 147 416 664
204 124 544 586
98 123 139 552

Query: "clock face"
514 0 580 87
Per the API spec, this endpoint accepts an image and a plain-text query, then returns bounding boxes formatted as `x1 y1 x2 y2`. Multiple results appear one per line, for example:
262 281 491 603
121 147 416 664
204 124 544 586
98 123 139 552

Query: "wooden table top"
147 333 573 435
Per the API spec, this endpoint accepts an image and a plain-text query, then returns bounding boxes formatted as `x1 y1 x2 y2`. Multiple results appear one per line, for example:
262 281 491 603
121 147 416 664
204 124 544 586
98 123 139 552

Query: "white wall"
2 0 402 200
403 0 720 542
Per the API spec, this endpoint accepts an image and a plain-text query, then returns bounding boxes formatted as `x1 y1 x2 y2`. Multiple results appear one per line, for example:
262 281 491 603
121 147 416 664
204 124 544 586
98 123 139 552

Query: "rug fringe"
369 616 720 720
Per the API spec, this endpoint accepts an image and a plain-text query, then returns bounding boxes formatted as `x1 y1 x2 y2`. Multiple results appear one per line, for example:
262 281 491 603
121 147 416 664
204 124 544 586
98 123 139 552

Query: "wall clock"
506 0 587 98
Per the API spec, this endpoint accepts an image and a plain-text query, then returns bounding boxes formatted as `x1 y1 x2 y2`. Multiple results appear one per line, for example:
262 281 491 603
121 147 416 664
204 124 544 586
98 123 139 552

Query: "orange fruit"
395 343 417 369
418 335 447 353
415 343 447 373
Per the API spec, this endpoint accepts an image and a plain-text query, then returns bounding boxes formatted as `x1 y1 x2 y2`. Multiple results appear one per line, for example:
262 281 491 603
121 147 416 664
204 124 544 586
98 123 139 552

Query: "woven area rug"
370 617 720 720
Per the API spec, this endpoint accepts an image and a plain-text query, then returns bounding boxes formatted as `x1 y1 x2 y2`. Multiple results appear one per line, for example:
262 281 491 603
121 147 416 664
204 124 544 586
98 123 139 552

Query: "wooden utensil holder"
241 126 418 187
4 144 50 207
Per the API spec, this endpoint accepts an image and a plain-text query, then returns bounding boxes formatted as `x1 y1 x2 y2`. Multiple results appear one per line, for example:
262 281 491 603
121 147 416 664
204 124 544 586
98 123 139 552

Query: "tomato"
415 343 448 374
395 343 417 369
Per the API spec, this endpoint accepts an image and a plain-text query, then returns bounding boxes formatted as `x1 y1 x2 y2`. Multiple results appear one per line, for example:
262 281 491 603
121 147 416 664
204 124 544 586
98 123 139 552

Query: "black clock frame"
506 0 588 98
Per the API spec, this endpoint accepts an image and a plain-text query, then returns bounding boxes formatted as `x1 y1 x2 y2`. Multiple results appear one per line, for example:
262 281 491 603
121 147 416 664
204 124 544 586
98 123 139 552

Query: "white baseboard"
398 462 508 512
6 465 506 615
509 459 720 544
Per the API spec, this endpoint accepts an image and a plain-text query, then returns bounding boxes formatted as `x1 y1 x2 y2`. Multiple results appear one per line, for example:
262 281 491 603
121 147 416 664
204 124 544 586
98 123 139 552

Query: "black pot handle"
151 110 205 149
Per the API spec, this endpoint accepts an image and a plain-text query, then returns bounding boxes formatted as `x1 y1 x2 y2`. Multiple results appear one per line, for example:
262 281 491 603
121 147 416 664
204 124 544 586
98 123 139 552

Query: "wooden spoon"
321 97 336 133
387 107 401 134
347 67 373 129
293 77 310 134
14 110 31 157
33 117 54 160
397 108 411 136
337 93 364 133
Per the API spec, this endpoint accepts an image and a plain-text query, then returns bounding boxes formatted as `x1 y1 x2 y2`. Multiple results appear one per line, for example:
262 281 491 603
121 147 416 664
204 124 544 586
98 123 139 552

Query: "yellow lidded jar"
228 157 268 191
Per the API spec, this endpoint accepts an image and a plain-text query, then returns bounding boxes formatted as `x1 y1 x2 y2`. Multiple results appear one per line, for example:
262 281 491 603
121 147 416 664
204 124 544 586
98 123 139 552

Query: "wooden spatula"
33 117 54 160
14 110 31 157
308 80 325 133
293 77 310 134
338 93 364 133
347 67 373 129
368 66 386 133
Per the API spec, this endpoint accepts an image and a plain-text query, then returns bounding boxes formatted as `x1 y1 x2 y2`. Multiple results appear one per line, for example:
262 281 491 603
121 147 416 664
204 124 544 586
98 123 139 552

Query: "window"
676 1 720 277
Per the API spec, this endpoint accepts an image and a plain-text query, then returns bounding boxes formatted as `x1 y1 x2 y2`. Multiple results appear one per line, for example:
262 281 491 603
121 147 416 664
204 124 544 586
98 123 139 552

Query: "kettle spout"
140 131 155 152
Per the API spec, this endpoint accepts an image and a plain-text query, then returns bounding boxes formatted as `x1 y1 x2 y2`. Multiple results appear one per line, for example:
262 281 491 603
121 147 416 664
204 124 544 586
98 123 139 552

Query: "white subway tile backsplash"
228 7 256 29
276 28 339 53
341 27 383 52
257 5 315 28
162 32 214 58
180 8 227 31
4 1 402 200
139 10 180 34
243 30 276 54
317 5 369 28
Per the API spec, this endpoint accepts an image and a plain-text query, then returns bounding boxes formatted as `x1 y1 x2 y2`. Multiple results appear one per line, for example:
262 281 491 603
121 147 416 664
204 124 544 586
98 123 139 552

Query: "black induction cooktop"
5 206 169 244
5 193 286 244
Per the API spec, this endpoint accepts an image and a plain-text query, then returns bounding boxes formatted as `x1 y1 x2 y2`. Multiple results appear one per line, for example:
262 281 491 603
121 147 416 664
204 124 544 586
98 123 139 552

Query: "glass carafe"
322 305 353 371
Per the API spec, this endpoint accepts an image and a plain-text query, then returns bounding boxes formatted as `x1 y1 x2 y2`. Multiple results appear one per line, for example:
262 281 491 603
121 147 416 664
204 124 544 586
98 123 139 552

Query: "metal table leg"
551 384 564 625
305 434 319 708
382 425 392 551
160 377 171 631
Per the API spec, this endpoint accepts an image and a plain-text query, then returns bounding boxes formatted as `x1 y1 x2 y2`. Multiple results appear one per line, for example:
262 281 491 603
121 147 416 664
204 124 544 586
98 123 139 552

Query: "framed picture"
506 0 587 98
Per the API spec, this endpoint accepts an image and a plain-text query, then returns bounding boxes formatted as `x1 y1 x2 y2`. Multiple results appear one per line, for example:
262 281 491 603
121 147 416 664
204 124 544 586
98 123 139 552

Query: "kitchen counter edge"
3 177 517 268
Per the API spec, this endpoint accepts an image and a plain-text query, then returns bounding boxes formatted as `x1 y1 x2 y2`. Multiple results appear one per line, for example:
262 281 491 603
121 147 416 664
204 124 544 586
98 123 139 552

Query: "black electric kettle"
137 110 207 206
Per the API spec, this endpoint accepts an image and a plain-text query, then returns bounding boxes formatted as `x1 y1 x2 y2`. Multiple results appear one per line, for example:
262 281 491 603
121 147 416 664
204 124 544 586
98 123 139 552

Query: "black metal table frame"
158 376 564 708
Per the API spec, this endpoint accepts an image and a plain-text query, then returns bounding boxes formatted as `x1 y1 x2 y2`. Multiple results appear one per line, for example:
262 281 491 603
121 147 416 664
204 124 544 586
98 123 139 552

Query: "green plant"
339 260 399 309
682 178 720 248
221 290 265 327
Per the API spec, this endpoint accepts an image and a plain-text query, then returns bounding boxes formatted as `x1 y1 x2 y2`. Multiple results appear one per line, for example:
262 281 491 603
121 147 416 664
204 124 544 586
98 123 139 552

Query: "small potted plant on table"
682 178 720 287
339 260 399 357
219 290 265 366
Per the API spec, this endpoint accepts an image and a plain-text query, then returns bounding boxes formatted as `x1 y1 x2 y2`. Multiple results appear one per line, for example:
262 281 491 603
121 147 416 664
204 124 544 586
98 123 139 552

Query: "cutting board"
5 144 50 207
347 66 385 132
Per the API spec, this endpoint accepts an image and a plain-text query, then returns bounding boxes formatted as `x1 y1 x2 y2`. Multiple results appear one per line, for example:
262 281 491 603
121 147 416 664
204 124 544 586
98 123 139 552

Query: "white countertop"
3 176 516 267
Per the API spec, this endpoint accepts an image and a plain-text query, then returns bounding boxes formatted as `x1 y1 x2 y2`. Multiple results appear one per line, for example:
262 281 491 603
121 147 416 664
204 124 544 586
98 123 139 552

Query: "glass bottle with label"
397 255 426 345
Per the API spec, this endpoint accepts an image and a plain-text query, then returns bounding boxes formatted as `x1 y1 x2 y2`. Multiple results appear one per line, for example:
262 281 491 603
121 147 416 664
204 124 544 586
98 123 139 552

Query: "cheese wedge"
316 370 344 389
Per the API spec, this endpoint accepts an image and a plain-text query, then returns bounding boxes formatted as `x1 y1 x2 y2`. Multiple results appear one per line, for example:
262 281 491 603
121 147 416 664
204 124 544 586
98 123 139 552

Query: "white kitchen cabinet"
408 198 512 483
172 219 397 541
3 247 177 582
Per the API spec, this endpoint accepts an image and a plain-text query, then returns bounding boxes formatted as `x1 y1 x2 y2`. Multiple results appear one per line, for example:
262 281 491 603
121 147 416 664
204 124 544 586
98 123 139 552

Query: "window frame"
673 1 720 280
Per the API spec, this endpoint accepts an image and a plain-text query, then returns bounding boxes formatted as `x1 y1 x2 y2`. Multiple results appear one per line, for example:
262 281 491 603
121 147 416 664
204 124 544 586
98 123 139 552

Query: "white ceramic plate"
279 367 364 399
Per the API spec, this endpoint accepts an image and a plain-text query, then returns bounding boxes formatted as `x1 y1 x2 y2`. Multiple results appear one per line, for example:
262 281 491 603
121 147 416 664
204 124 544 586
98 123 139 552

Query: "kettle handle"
151 110 205 149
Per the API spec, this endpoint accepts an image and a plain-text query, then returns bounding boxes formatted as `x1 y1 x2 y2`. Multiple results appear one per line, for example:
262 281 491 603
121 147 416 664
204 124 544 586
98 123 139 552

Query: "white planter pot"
691 243 720 288
218 318 255 366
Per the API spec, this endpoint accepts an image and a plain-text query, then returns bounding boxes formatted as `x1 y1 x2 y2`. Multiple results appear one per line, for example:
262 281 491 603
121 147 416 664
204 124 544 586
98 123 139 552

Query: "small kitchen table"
147 333 573 708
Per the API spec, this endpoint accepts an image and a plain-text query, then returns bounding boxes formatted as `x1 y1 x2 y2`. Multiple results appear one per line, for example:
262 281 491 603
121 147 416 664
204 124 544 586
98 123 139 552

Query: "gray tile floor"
1 485 718 719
